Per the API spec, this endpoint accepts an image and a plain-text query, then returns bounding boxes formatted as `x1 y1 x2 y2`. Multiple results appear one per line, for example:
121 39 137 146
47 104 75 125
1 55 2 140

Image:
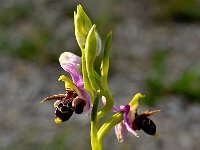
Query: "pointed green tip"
129 93 145 107
77 4 83 13
78 4 82 8
108 31 112 36
58 75 66 81
87 24 96 36
91 24 96 31
106 31 112 41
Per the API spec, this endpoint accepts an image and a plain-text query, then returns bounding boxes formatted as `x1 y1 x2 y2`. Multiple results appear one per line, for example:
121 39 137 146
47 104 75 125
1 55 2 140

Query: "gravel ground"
1 55 200 150
1 0 200 150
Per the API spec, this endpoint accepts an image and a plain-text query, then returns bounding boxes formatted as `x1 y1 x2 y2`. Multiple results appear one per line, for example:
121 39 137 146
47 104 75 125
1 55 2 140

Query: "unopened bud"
74 4 92 48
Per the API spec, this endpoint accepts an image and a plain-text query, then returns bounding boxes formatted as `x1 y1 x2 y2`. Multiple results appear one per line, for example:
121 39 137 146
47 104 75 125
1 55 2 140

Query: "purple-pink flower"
41 52 91 124
112 94 160 142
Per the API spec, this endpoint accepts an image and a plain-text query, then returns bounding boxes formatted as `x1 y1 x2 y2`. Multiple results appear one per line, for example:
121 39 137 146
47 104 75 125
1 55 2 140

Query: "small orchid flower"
41 52 91 124
112 93 160 143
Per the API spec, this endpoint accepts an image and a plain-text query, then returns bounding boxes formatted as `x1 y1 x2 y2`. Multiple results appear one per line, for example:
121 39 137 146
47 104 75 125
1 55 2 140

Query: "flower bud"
74 4 92 48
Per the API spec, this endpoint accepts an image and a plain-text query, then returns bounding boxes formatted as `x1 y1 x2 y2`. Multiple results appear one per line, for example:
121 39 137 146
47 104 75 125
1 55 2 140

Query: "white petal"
59 52 81 70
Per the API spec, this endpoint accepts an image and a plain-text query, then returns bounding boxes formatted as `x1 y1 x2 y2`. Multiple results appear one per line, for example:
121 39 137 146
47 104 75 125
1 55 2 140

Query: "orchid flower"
41 52 91 124
113 93 160 142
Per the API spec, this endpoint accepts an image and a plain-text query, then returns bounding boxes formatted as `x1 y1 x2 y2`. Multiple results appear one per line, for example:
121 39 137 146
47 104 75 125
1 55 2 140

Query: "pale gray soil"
1 0 200 150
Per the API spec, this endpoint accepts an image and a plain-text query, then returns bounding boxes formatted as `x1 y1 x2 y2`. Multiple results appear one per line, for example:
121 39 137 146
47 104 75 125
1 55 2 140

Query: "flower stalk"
91 95 102 150
97 112 123 142
97 32 114 120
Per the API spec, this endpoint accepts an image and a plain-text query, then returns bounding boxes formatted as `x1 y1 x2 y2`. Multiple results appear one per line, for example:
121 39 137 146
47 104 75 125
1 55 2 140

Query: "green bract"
85 25 100 91
74 4 92 49
101 32 112 90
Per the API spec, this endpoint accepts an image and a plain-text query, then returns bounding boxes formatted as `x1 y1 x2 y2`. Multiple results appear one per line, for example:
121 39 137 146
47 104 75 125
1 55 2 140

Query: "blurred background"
1 0 200 150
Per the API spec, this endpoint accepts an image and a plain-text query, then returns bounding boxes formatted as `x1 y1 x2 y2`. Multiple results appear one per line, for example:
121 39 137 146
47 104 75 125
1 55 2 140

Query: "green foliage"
153 0 200 22
171 71 200 102
1 126 89 150
144 50 200 105
0 4 32 28
41 129 71 150
0 2 75 65
152 50 169 76
0 2 118 66
144 50 169 105
0 28 60 64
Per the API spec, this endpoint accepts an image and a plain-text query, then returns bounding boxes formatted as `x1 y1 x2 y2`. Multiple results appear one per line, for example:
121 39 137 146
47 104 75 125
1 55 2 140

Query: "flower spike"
40 5 160 149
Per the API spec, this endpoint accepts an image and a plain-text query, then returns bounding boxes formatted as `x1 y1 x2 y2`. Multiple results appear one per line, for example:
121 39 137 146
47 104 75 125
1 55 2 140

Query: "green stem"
94 70 100 80
97 112 123 142
97 32 113 120
97 89 114 120
91 95 102 150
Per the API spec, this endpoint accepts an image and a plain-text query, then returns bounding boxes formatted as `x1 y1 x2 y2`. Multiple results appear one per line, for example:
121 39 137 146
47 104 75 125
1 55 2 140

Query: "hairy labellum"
132 111 159 136
140 117 156 135
73 98 86 114
55 99 75 122
41 87 87 123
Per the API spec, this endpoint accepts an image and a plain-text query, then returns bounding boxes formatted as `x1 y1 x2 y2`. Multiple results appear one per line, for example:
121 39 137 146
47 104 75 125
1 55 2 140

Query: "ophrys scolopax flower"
41 52 91 124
